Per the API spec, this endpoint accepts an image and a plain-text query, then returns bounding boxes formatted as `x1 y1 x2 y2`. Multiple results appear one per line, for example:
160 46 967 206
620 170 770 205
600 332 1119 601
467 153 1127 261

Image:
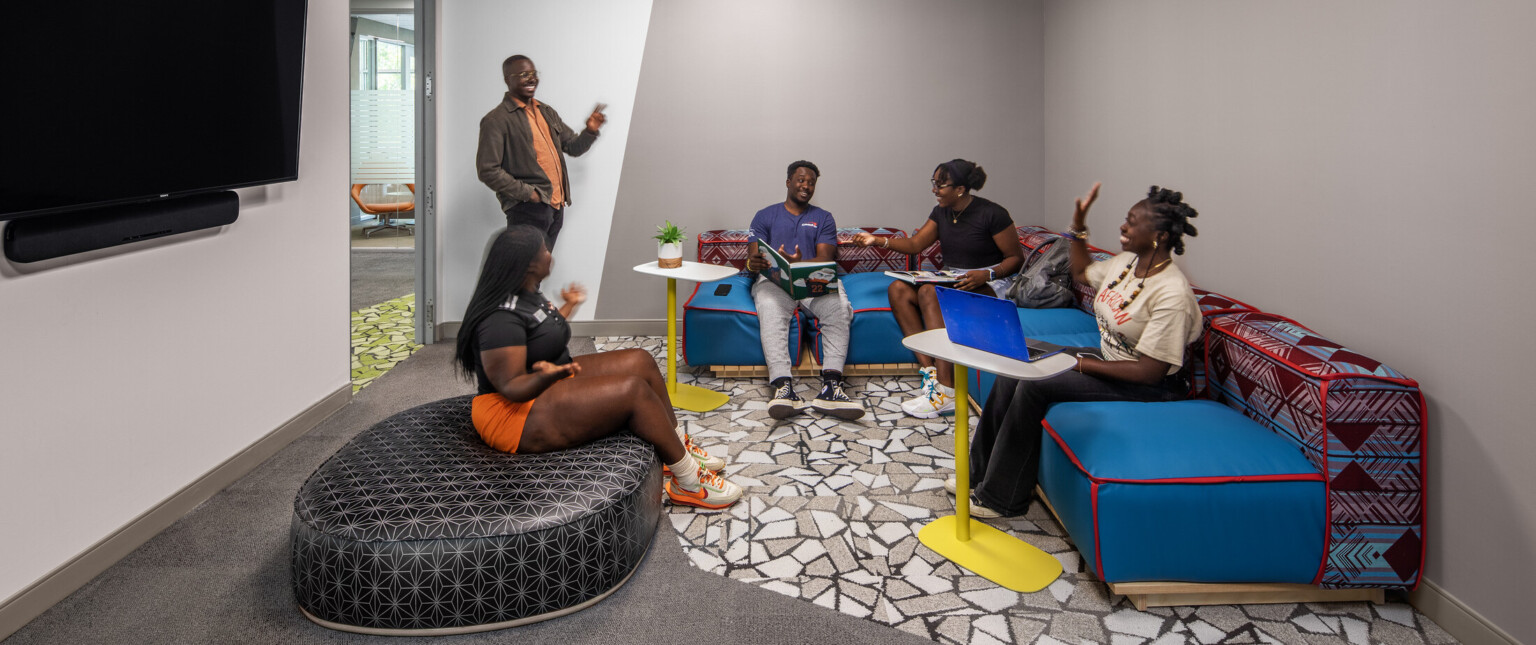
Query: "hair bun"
968 166 987 191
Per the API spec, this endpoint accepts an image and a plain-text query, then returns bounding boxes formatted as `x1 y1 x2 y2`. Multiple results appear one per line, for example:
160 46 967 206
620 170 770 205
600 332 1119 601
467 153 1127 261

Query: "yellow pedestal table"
901 328 1077 592
631 260 741 412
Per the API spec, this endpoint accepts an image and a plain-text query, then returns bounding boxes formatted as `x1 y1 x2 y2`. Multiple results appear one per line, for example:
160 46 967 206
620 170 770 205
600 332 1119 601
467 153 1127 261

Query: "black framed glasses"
930 179 955 190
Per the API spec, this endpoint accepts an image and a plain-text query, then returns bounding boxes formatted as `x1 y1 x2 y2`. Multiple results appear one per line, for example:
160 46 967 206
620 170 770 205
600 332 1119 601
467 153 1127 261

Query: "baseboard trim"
0 384 352 641
437 319 668 341
1410 578 1522 645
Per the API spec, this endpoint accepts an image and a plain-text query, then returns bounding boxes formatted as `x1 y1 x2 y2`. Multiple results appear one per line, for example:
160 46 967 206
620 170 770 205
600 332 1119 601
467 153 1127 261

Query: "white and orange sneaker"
665 467 743 510
664 433 727 475
902 382 955 418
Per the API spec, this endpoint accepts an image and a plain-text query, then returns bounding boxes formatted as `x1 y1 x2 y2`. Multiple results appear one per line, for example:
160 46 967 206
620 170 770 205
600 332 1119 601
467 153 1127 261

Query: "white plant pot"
658 241 683 268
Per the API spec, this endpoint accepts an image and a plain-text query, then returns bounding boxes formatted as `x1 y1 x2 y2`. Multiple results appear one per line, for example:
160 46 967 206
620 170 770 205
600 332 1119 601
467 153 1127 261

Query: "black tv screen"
0 0 307 221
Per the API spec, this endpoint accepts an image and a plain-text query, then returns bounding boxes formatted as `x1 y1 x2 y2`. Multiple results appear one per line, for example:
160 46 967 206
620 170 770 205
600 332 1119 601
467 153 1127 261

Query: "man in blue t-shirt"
746 161 864 421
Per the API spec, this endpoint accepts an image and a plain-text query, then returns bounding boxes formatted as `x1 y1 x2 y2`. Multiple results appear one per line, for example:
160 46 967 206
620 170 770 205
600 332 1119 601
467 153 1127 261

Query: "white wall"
0 2 350 606
1042 2 1536 642
436 0 653 324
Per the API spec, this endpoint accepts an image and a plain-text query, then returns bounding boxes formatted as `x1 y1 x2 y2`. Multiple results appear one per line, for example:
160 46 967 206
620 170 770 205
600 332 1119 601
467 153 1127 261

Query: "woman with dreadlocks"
952 183 1203 518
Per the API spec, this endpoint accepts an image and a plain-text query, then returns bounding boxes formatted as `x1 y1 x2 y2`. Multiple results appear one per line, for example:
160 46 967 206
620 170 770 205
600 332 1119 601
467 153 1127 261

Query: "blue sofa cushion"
682 274 799 367
812 272 915 365
1039 399 1326 584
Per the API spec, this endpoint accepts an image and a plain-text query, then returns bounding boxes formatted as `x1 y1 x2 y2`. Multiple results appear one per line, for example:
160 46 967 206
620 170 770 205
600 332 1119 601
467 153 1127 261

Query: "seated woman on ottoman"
454 225 743 509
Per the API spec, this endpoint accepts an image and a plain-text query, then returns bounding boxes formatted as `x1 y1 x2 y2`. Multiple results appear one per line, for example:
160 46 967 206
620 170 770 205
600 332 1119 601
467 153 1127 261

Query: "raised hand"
1073 181 1101 230
585 105 607 133
561 283 587 307
780 244 802 262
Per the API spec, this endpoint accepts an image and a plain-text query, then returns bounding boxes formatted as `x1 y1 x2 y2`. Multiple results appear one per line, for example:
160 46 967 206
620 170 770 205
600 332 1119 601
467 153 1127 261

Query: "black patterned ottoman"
290 394 662 635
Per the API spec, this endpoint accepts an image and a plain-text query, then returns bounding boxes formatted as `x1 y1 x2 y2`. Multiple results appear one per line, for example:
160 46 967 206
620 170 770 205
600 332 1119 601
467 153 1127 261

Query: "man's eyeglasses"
930 180 955 190
509 70 539 82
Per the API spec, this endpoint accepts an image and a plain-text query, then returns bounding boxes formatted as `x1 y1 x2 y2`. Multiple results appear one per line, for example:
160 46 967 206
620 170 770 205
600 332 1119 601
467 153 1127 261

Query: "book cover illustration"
756 239 840 299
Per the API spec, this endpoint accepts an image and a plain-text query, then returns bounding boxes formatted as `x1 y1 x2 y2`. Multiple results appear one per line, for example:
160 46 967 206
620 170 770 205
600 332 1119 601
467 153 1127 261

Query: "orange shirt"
521 99 565 206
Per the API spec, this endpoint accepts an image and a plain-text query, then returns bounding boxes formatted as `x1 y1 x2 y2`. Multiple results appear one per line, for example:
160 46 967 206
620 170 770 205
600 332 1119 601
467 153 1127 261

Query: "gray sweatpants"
752 277 852 382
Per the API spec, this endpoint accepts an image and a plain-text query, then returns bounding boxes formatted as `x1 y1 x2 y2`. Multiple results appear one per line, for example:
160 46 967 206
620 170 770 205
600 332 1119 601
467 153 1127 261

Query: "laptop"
933 286 1068 362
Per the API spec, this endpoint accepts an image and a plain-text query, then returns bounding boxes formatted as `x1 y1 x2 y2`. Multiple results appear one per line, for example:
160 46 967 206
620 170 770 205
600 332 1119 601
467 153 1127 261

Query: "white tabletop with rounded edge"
631 260 740 282
901 329 1077 381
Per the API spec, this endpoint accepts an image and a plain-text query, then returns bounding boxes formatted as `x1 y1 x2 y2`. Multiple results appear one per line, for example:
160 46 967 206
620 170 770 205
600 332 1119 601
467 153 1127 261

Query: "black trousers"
970 350 1186 516
505 202 565 246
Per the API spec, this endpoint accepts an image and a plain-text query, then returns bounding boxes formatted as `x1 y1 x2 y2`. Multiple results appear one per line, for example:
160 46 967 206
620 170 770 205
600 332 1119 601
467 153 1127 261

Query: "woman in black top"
852 159 1025 418
454 226 743 509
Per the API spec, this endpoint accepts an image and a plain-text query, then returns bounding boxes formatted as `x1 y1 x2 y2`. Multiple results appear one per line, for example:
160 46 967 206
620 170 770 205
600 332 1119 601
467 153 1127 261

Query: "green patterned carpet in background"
352 294 423 392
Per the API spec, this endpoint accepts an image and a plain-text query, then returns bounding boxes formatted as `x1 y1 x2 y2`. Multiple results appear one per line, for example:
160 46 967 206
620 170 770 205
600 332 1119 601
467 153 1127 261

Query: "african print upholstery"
290 395 662 633
1204 313 1426 589
686 228 911 366
694 227 911 273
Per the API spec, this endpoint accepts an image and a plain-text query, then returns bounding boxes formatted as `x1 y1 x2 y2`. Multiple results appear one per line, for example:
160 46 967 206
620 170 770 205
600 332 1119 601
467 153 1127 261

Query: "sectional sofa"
682 225 1426 608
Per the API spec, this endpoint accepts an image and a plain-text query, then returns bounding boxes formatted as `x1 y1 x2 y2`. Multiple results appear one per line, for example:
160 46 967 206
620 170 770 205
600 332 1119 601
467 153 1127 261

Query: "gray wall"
597 0 1046 319
1042 2 1535 643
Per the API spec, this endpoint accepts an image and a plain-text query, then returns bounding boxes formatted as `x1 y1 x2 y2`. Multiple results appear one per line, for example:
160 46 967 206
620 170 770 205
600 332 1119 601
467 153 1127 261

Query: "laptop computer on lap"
933 286 1067 362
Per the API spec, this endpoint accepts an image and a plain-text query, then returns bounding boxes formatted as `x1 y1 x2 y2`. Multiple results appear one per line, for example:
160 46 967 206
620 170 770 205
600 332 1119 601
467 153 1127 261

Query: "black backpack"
1006 241 1075 309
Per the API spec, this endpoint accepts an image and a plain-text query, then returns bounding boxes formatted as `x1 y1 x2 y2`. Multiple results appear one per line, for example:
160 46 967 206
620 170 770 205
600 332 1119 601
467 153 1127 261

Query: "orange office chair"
352 183 415 237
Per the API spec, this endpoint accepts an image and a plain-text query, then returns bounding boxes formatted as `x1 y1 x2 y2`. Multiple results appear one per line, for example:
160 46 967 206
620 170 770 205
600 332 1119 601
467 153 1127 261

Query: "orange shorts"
471 393 535 453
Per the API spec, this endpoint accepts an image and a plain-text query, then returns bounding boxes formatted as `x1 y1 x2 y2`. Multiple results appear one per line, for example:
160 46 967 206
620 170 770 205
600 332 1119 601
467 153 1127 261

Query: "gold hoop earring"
1153 239 1159 250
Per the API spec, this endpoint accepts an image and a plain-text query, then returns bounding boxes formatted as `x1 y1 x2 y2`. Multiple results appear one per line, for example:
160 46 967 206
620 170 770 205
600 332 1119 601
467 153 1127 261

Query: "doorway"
349 1 433 391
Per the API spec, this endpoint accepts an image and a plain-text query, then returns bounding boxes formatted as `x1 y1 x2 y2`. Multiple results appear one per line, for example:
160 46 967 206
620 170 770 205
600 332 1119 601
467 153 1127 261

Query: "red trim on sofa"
1312 379 1333 586
1209 320 1420 387
1091 481 1106 581
1042 422 1323 485
851 306 893 314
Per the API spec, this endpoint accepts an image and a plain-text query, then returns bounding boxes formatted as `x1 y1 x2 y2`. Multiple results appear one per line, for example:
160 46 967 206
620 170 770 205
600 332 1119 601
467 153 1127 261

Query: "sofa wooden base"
1035 486 1387 610
709 345 920 378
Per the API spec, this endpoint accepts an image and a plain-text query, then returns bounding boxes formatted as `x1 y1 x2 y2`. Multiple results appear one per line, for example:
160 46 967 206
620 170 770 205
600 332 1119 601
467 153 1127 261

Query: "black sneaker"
809 379 865 420
767 378 806 419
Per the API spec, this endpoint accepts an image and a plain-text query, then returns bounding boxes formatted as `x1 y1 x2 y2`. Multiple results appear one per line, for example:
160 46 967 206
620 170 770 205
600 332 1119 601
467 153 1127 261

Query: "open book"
756 239 839 299
883 270 967 285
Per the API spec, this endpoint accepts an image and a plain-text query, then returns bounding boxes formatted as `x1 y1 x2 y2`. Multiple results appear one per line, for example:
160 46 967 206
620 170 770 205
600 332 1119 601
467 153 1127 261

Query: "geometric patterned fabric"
1205 313 1426 589
290 395 663 632
695 227 914 274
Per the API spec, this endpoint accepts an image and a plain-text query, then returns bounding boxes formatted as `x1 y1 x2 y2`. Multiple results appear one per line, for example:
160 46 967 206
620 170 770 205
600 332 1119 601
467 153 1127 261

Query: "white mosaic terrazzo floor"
593 336 1457 645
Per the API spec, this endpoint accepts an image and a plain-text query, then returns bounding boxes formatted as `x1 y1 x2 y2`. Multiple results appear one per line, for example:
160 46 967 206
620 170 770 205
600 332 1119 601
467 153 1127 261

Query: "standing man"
476 54 606 246
747 161 865 421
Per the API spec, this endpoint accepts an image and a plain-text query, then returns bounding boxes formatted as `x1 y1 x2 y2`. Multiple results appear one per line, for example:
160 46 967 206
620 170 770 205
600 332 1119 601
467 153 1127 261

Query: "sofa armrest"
1205 311 1426 590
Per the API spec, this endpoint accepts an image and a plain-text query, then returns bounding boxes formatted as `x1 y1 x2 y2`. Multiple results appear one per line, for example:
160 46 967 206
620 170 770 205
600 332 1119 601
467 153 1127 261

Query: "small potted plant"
654 220 687 268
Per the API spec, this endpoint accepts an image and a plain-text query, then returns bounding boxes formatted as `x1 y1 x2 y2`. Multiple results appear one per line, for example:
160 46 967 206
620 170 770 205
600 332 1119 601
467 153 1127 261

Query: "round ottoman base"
296 540 651 636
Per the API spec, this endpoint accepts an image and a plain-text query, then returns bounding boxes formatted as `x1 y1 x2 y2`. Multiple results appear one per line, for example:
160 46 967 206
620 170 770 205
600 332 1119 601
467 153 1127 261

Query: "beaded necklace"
1103 254 1173 310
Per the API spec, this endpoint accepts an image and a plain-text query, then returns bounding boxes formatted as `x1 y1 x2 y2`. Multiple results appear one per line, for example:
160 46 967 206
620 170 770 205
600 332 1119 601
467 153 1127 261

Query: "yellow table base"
897 335 1066 593
668 382 731 412
918 515 1063 592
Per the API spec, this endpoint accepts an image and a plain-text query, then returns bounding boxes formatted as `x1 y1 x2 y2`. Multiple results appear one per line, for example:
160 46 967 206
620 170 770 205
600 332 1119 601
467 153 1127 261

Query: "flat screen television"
0 0 307 221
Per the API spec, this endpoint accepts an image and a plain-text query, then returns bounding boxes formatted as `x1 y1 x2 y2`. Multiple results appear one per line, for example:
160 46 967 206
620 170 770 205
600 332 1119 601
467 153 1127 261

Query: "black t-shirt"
470 291 573 394
926 196 1015 269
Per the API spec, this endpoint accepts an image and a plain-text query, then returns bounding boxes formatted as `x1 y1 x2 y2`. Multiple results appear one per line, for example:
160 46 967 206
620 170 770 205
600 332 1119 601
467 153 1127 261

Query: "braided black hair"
935 159 987 193
787 160 820 179
1144 185 1199 255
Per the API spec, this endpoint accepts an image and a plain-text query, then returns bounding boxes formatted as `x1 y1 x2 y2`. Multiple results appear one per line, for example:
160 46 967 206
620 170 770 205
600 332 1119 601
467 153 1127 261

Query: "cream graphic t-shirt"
1083 252 1201 374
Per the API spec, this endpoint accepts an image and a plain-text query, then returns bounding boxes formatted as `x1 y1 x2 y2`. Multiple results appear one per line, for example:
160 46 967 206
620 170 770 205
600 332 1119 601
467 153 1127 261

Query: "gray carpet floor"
350 248 414 312
4 340 931 645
